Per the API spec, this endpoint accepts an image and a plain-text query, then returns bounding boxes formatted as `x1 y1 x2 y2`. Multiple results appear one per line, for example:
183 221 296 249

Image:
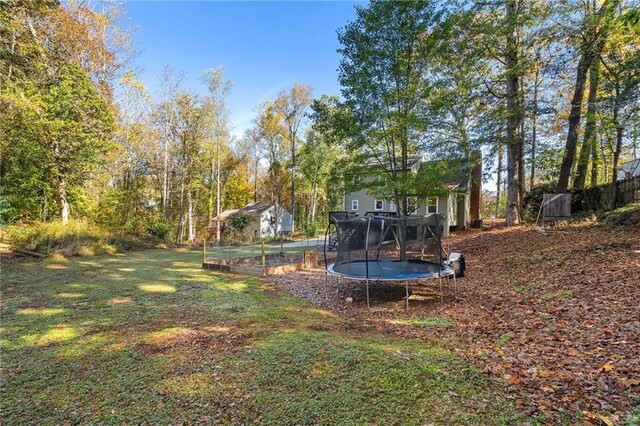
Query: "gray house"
343 154 481 236
215 203 292 240
617 159 640 181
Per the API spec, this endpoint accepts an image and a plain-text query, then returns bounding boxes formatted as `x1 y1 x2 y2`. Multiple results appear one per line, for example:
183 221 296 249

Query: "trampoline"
323 213 455 309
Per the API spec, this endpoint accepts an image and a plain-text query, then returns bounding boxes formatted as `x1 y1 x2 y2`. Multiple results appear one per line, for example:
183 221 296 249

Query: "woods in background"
1 0 639 242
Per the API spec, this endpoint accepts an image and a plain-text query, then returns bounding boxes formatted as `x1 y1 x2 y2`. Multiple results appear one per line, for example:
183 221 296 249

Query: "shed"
214 203 292 239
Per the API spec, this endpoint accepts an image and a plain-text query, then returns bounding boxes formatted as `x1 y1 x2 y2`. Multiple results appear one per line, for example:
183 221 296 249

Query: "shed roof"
213 203 287 221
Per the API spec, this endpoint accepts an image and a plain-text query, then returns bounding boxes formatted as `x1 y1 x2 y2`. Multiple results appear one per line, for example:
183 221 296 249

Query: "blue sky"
124 1 364 138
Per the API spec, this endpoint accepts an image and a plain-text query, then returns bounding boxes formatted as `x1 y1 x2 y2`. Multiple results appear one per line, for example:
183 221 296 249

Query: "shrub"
226 212 253 242
1 220 156 257
147 218 172 241
300 220 320 237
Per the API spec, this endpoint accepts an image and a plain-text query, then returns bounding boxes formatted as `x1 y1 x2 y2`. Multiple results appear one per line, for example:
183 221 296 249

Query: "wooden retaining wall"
203 250 320 277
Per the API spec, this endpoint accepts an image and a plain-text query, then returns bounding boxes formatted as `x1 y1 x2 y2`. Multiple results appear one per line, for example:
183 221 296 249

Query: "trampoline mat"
327 260 452 281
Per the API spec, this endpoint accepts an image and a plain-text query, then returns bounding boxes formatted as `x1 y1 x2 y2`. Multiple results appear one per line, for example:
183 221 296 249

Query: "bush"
300 220 320 237
1 220 157 257
227 212 254 242
147 218 172 241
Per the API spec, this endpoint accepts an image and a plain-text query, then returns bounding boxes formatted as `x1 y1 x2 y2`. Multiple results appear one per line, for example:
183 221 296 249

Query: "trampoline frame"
323 214 456 310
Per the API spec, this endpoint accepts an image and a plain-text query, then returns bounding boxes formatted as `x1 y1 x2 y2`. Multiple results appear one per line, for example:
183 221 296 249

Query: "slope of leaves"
271 221 640 424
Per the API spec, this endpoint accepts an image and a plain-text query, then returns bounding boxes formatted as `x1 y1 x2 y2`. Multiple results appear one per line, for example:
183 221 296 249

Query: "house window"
406 197 418 214
389 201 396 212
426 197 438 214
374 200 384 211
351 199 359 211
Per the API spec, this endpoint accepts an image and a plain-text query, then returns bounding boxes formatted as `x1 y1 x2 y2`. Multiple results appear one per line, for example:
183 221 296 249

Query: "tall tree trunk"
530 66 539 189
209 157 214 225
505 0 522 225
162 96 170 218
53 140 69 226
633 108 638 160
496 143 503 218
557 0 618 193
310 181 318 222
59 177 69 226
590 128 599 187
601 130 611 183
612 83 623 185
574 60 600 190
216 136 221 242
557 56 591 193
290 137 296 235
188 189 195 242
177 166 186 244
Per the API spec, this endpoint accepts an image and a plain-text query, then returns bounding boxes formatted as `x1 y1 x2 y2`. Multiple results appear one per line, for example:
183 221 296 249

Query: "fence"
578 175 640 212
201 239 321 277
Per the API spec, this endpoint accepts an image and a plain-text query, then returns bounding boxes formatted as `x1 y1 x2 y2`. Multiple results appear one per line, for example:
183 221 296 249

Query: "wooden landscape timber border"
202 248 325 277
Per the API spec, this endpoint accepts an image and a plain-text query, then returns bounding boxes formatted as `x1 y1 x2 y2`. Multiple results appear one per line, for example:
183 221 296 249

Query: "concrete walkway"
281 236 325 248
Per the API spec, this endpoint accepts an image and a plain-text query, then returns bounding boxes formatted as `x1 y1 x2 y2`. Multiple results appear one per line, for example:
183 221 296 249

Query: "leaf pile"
270 221 640 423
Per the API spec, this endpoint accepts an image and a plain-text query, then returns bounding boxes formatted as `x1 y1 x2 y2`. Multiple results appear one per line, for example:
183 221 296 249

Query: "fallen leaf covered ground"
270 221 640 424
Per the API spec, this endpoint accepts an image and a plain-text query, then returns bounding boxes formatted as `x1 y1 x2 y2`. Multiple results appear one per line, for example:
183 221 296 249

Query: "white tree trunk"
310 181 318 221
188 190 195 242
216 136 221 242
59 177 69 226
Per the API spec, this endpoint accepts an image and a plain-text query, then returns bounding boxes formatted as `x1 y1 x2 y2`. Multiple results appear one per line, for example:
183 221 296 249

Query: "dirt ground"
270 220 640 424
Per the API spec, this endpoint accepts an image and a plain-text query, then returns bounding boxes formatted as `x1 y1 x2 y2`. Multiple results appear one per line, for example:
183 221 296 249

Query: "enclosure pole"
202 236 207 265
261 240 266 277
438 275 443 303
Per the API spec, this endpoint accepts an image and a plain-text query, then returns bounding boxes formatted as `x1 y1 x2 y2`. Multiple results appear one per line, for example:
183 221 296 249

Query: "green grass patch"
542 289 573 301
408 316 453 328
1 249 524 424
494 333 513 348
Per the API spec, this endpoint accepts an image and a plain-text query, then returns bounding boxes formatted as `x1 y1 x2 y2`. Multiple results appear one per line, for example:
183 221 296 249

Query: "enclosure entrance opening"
323 214 454 309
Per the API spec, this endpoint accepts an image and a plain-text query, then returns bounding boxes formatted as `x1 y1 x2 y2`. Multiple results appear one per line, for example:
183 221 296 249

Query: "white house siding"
244 206 293 239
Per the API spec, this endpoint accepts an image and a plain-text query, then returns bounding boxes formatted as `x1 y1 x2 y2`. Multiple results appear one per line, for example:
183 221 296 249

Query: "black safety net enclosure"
324 214 454 309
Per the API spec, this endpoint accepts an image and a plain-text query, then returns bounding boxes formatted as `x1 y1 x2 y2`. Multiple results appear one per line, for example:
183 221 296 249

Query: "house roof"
212 209 239 221
620 159 639 173
239 202 275 215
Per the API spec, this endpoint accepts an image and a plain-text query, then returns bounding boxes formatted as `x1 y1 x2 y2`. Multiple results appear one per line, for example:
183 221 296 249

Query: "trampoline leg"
405 280 409 311
453 272 457 298
438 275 443 303
336 276 340 293
366 279 370 309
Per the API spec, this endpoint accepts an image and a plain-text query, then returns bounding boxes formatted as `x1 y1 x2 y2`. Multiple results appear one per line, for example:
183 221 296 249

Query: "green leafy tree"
337 0 447 217
226 211 253 242
1 64 114 224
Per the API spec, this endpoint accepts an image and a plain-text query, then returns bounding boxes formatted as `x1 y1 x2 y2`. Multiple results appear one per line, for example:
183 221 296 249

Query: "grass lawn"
1 249 523 425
